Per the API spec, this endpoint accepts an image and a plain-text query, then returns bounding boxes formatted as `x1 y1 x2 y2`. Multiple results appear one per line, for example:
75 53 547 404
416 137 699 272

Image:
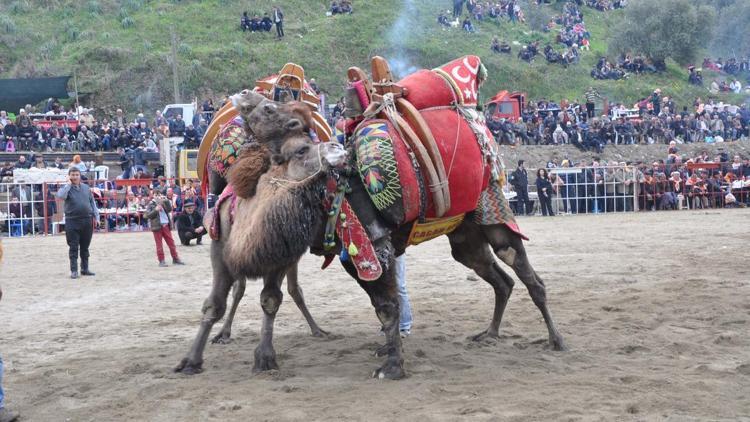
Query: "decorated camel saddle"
339 56 524 247
197 63 333 196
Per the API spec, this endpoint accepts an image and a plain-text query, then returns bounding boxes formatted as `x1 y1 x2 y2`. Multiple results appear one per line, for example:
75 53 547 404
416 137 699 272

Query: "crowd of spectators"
509 148 749 217
240 6 284 38
487 88 750 152
329 0 353 15
438 0 524 31
0 101 215 153
1 161 204 236
591 54 659 80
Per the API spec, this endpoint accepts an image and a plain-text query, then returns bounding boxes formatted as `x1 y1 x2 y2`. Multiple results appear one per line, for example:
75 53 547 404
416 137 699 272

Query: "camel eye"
296 146 310 156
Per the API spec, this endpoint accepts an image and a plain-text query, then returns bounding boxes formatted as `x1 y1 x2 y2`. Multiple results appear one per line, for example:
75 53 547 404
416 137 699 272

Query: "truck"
161 102 198 126
484 91 526 123
158 137 199 181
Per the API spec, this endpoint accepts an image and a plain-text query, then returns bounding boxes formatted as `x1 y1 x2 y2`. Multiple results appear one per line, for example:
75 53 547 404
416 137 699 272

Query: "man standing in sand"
56 167 99 279
145 191 185 267
0 241 21 422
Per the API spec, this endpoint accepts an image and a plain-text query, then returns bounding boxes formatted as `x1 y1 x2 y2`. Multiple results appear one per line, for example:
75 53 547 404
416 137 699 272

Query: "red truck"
484 91 526 123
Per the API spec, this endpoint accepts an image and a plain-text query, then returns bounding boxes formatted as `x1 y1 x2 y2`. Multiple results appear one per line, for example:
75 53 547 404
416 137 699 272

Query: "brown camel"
175 134 347 374
176 128 565 379
204 90 327 344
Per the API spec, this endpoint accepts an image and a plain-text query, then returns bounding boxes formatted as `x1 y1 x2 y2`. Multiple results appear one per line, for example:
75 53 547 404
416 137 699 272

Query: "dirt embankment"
501 142 750 169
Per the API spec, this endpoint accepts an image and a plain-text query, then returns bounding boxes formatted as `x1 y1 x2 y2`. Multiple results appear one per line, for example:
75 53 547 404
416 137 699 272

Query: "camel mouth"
320 143 347 167
230 93 243 108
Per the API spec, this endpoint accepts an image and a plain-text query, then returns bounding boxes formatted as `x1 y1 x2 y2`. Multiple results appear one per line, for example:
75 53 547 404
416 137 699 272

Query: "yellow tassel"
348 243 359 257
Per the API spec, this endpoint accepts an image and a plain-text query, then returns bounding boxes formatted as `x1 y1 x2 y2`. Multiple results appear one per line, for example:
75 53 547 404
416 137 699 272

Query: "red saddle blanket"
354 110 490 223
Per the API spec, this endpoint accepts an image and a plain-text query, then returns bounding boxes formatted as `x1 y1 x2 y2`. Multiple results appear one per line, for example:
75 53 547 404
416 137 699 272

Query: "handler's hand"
0 285 3 301
94 219 100 228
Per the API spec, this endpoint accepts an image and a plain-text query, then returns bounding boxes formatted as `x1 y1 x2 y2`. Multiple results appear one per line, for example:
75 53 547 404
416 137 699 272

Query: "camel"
175 134 347 374
203 90 328 343
176 124 565 379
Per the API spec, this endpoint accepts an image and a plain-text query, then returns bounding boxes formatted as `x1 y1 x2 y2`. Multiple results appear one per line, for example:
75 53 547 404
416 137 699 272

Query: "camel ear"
271 154 285 165
283 118 303 133
231 90 266 114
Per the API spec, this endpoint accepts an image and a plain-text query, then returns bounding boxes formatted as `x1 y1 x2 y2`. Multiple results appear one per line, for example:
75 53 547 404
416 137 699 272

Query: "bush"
88 0 102 15
121 16 135 28
522 1 552 32
178 42 192 55
609 0 715 66
0 14 17 34
9 0 31 15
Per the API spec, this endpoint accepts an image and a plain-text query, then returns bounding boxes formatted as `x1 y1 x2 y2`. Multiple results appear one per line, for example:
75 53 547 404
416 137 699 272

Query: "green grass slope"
0 0 741 113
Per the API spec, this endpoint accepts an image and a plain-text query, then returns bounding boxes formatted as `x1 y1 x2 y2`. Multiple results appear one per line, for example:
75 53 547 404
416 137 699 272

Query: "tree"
609 0 715 67
710 1 750 57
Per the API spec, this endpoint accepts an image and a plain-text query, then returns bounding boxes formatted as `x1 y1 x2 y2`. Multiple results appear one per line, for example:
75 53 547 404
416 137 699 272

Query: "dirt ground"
1 209 749 421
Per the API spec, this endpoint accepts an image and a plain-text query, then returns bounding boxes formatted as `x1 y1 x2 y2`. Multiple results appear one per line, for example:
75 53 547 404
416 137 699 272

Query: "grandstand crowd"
487 88 750 152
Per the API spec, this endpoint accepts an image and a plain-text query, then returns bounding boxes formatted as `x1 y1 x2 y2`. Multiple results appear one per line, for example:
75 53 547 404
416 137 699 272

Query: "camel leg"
341 256 405 380
482 223 566 351
286 262 330 337
211 279 246 344
447 222 514 342
175 243 234 374
253 268 286 373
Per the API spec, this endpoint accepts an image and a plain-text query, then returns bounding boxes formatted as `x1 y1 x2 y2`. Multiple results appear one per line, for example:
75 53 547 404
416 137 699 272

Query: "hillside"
0 0 744 114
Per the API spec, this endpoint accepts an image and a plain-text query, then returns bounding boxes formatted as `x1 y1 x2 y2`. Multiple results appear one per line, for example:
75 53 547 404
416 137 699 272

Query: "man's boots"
70 258 79 279
81 258 95 276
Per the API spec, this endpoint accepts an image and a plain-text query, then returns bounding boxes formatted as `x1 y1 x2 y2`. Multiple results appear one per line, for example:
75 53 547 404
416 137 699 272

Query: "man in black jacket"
175 201 205 246
272 6 284 38
56 167 100 279
510 160 532 215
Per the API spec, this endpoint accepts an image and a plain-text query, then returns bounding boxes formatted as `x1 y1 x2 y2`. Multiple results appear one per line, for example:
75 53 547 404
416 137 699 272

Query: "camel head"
268 135 347 184
231 89 314 153
224 135 346 279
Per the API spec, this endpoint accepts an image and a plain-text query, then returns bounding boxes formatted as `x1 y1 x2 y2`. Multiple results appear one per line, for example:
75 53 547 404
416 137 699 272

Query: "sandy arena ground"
1 209 749 421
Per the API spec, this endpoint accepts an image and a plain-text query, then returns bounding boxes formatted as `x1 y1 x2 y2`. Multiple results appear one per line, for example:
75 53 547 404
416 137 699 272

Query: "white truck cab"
161 102 197 125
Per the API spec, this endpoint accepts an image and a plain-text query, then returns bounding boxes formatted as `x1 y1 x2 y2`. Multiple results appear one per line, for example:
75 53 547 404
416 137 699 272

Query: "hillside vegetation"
0 0 743 114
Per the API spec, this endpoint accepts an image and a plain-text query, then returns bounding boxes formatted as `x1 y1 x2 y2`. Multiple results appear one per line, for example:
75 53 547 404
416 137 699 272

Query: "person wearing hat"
175 200 205 246
146 190 185 266
510 160 532 215
56 167 100 279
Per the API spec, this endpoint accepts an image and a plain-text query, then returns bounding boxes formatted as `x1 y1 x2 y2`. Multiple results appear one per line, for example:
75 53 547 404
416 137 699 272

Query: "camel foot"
211 332 233 344
310 327 331 338
470 329 500 342
372 357 405 380
550 335 567 351
174 358 203 375
252 347 279 373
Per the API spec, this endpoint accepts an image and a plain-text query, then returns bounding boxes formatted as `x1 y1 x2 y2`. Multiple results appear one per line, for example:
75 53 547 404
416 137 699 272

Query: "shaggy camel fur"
176 137 347 371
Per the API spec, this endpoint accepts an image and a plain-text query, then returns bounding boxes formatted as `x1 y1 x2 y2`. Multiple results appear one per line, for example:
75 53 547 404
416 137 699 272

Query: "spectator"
145 190 184 267
272 6 284 38
584 86 601 118
510 160 531 215
184 124 199 148
169 114 186 137
535 168 555 216
462 16 475 32
261 13 273 32
241 11 251 31
56 167 99 278
175 201 205 246
14 155 30 170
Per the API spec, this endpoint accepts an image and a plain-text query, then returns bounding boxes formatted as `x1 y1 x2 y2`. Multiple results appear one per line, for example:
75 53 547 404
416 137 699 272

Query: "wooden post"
170 27 181 104
73 70 80 115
